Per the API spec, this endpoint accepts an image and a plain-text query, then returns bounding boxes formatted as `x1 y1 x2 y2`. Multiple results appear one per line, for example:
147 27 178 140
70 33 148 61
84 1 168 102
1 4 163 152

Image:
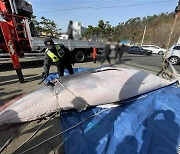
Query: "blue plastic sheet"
45 68 94 82
60 85 180 154
47 68 180 154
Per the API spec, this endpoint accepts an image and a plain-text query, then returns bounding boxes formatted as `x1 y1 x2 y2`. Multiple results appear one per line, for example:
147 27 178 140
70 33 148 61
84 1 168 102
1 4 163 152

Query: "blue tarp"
47 68 180 154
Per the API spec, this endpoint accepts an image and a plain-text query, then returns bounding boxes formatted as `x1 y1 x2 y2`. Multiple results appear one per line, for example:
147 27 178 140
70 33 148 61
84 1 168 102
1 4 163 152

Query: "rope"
160 15 179 78
53 138 67 152
14 110 60 154
55 79 77 98
55 79 89 109
164 15 178 60
0 123 29 153
19 108 110 154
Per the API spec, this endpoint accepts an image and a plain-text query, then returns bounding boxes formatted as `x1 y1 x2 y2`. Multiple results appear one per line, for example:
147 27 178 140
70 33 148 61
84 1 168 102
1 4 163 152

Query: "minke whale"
0 67 174 126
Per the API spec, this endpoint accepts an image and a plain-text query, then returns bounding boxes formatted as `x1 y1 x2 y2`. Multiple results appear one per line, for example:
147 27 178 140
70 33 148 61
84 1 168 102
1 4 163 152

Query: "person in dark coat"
119 44 126 61
101 39 112 65
43 38 74 79
67 20 74 39
114 41 121 63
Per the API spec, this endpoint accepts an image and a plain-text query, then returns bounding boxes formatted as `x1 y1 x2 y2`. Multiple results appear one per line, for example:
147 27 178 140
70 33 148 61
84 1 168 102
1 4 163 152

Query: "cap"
44 38 54 50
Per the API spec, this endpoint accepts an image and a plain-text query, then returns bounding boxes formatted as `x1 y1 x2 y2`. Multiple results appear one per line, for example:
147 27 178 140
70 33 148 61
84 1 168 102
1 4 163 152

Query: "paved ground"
0 59 160 154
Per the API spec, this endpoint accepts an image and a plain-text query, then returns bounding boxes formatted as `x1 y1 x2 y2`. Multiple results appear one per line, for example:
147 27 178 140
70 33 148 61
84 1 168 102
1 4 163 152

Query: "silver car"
142 45 165 55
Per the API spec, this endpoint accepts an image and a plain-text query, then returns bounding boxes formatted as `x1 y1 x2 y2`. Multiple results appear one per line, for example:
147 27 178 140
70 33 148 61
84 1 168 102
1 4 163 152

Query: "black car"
128 46 152 55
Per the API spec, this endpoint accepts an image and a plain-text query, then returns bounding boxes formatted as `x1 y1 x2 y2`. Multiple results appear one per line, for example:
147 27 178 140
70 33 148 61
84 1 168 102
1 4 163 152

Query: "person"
114 41 121 63
119 43 126 61
101 38 112 65
92 48 97 63
42 37 74 79
67 20 74 39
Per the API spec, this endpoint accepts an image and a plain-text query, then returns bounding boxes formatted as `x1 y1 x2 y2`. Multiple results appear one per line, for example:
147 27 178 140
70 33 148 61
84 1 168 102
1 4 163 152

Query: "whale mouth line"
0 94 27 112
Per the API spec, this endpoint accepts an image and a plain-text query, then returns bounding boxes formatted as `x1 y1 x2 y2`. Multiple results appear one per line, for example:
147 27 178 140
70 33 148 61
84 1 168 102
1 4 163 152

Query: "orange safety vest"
92 48 97 59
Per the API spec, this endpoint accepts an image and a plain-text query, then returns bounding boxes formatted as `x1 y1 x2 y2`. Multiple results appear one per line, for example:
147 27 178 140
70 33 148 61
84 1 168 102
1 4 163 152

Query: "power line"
34 0 175 14
32 0 130 9
32 0 123 7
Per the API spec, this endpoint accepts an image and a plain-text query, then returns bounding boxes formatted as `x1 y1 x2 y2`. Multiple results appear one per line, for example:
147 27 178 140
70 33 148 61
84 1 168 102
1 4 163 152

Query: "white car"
167 44 180 65
142 45 166 55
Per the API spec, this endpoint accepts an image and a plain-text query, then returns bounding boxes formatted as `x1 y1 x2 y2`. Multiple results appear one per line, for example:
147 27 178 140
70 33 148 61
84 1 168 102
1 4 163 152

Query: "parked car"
167 44 180 65
142 45 166 55
128 46 152 55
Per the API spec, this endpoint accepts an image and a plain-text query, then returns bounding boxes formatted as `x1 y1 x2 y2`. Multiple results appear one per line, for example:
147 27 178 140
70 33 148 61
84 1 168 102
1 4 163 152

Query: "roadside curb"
124 62 161 73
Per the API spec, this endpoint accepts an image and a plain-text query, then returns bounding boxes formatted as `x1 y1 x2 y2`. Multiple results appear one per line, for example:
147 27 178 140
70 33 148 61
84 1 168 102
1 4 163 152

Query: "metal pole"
164 15 177 60
12 0 18 14
177 36 180 44
9 0 15 14
141 26 146 46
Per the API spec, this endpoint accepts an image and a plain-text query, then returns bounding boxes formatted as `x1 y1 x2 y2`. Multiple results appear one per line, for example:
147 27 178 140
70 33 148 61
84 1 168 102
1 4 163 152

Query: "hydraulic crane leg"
0 22 24 83
8 39 24 83
16 69 24 83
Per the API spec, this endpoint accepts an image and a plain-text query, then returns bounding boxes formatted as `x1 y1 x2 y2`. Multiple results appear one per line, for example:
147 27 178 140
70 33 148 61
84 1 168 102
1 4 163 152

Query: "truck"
0 36 105 63
0 0 105 82
31 37 104 62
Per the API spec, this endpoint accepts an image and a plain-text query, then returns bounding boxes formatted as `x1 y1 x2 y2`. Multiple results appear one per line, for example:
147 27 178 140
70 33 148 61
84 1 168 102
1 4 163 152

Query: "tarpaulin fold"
46 68 180 154
60 85 180 154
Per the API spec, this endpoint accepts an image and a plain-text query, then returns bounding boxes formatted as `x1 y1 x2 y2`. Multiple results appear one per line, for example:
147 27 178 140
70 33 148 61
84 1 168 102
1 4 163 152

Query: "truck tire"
75 51 86 62
168 56 180 65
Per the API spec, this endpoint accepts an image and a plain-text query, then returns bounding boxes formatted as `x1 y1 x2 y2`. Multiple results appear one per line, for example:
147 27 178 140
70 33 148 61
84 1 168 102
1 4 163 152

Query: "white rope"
55 79 90 109
0 123 29 153
19 108 110 154
14 111 60 153
161 15 180 81
164 15 178 60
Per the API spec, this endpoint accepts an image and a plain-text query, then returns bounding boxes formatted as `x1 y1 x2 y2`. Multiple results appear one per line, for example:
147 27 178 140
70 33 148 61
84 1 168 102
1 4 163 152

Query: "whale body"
0 67 173 125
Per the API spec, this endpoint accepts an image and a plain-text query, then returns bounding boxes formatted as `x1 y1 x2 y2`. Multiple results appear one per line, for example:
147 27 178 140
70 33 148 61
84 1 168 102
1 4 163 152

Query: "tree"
82 12 179 46
39 16 61 37
30 15 41 37
82 25 95 39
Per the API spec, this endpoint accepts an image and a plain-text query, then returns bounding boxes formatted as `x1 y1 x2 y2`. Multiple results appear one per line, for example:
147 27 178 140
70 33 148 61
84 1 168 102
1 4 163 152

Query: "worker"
92 48 97 63
114 41 121 63
101 38 112 65
175 0 180 16
42 38 74 79
67 20 74 39
119 44 126 61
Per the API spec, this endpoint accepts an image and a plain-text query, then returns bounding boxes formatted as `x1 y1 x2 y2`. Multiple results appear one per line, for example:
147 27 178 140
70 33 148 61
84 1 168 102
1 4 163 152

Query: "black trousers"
57 63 74 77
101 53 111 64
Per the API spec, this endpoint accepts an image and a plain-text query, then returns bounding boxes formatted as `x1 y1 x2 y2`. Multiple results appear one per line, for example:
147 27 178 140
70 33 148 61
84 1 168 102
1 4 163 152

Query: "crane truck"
0 0 105 83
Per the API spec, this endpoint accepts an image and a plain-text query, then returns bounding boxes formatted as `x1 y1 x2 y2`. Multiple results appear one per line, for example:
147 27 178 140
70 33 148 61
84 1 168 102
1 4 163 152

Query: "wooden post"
141 26 146 46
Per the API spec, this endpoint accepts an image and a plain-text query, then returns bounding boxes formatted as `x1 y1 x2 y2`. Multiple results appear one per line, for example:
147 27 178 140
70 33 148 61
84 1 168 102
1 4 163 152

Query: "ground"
0 59 157 154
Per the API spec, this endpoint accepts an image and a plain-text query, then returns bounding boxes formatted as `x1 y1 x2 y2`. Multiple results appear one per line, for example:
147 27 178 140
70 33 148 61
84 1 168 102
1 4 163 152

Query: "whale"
0 67 174 126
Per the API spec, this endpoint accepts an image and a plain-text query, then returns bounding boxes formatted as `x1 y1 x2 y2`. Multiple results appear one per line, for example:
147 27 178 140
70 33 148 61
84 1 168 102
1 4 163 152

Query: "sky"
28 0 178 33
